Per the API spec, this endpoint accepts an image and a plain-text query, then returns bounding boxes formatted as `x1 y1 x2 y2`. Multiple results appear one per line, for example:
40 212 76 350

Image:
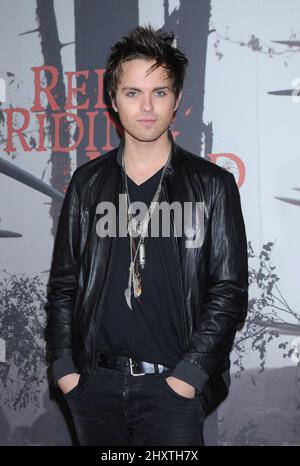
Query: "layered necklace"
122 148 171 310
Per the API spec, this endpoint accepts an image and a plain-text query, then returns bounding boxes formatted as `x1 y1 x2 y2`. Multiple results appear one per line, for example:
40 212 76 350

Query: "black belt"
97 352 171 376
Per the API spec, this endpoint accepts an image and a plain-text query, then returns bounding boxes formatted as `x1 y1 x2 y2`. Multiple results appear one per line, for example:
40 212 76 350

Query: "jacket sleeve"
45 170 81 386
171 171 248 393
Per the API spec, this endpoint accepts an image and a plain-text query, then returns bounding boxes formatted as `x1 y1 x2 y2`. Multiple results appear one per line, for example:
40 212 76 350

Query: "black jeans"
64 364 205 446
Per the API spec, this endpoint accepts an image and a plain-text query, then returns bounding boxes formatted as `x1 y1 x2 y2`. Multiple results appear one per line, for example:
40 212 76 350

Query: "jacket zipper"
87 169 125 383
82 219 118 389
162 184 189 350
91 239 115 382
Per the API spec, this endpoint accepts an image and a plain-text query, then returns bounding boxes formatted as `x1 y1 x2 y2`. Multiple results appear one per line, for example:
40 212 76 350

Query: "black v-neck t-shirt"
96 166 184 368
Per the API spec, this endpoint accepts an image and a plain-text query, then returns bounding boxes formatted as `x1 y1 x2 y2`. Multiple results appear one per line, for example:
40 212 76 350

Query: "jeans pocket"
159 373 196 402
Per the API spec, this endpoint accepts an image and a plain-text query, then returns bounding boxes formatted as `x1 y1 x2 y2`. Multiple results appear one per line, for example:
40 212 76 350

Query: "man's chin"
125 128 168 143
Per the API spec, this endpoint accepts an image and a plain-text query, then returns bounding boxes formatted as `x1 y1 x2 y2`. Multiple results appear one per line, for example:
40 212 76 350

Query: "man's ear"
174 90 182 112
109 93 118 113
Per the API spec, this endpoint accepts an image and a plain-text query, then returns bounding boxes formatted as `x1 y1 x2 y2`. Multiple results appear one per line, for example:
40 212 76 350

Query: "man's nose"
140 95 154 112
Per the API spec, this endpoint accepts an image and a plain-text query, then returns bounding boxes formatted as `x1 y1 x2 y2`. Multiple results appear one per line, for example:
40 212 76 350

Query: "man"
46 25 248 446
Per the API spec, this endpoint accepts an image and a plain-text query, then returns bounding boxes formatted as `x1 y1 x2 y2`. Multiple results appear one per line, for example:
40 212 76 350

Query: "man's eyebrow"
121 86 171 91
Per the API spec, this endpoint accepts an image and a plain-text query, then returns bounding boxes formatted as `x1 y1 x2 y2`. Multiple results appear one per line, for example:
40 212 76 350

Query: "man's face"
110 58 182 142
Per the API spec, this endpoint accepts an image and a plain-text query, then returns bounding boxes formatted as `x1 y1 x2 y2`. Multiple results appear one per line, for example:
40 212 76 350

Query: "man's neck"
123 131 171 173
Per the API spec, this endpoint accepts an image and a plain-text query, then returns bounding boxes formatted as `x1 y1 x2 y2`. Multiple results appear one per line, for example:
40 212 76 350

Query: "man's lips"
137 118 157 125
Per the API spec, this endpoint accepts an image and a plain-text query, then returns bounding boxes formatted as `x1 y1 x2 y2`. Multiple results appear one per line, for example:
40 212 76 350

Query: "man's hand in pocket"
165 376 196 399
57 373 80 395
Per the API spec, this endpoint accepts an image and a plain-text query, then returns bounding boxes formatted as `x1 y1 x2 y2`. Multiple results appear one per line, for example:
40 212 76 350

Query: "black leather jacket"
46 132 248 415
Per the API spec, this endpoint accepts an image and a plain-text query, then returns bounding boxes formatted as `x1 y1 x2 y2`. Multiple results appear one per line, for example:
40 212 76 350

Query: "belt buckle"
129 358 145 376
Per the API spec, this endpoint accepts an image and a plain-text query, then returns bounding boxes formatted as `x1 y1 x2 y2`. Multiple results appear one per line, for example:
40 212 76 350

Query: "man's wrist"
166 375 196 397
57 372 80 394
51 356 79 387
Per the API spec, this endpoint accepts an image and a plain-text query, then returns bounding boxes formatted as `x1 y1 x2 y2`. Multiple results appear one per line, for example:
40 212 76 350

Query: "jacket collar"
116 129 178 178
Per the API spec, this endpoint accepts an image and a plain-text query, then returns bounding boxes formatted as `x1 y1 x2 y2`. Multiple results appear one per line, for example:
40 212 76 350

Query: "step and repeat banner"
0 0 299 446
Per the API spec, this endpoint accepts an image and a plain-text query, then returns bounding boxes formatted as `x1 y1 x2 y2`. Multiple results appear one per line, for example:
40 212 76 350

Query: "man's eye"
126 92 138 97
155 91 167 96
